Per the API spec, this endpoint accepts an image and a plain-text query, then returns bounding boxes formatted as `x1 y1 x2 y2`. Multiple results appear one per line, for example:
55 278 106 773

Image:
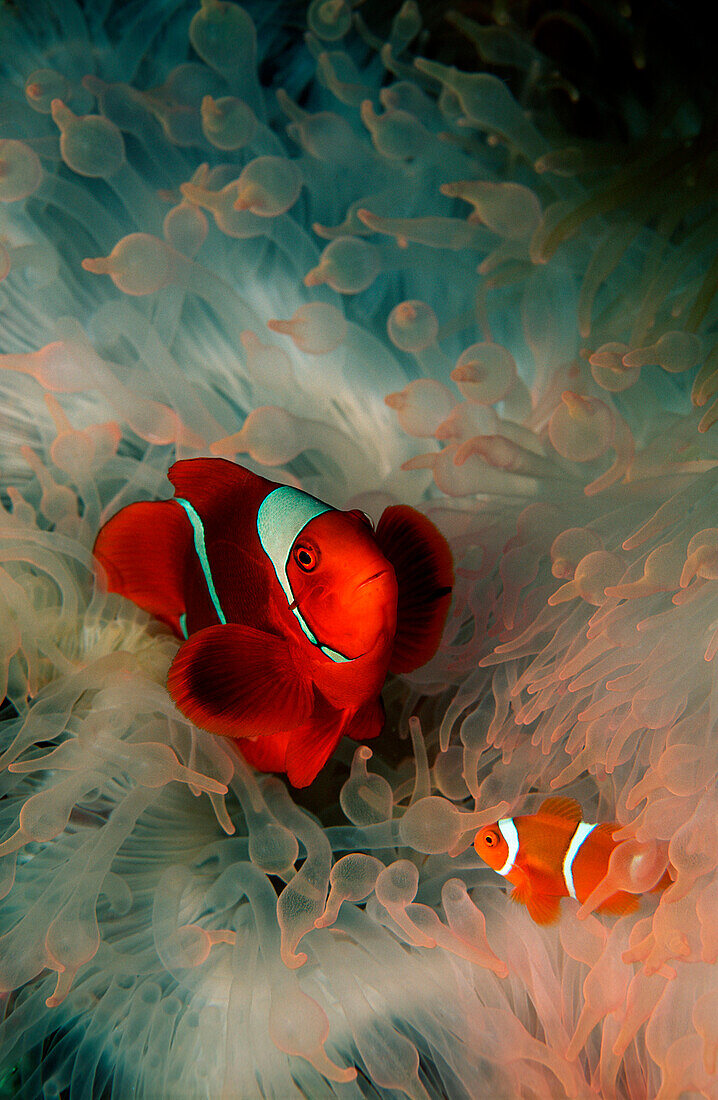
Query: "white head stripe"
496 818 520 877
292 606 318 645
256 487 351 665
320 644 351 663
562 822 597 900
256 486 331 604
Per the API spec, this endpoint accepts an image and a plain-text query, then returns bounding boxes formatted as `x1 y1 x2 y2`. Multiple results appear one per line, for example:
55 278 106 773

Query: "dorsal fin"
168 457 277 522
539 796 582 823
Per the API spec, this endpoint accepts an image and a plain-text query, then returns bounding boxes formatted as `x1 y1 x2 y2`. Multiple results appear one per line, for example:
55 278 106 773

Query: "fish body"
474 796 671 924
94 458 453 786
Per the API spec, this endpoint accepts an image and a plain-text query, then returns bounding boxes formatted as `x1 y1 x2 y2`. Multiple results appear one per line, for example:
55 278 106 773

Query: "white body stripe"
496 818 520 876
562 821 597 900
176 497 227 625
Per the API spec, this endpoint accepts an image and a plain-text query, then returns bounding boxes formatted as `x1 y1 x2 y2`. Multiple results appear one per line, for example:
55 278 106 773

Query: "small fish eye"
293 544 317 571
484 831 497 847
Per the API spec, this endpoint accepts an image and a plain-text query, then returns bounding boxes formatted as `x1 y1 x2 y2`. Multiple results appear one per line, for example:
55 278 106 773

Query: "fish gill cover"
0 0 717 1097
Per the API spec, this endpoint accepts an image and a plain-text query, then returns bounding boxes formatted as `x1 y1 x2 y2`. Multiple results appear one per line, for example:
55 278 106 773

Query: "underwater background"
1 0 717 1096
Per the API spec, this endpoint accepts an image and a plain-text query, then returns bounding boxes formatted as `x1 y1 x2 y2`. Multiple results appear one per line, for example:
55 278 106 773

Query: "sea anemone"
1 1 717 1097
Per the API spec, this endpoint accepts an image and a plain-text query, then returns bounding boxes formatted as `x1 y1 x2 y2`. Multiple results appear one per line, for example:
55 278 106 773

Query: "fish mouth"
356 568 390 592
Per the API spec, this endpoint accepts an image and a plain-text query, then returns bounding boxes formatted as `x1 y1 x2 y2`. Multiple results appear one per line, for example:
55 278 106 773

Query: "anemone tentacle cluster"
1 1 717 1097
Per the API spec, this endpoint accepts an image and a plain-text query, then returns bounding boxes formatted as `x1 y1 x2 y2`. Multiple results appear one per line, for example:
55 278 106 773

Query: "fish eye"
483 830 499 848
293 544 317 571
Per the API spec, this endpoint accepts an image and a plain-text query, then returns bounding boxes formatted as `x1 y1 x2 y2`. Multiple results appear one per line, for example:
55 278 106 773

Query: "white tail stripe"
563 822 597 899
497 818 520 876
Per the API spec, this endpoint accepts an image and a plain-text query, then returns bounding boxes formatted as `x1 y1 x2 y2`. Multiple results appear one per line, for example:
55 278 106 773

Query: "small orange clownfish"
94 457 453 787
474 797 672 925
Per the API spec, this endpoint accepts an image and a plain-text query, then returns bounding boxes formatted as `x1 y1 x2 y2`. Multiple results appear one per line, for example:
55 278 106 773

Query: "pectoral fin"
167 624 312 739
511 881 562 925
374 505 454 673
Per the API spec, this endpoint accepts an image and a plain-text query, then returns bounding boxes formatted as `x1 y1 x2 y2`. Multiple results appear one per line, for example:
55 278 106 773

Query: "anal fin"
284 698 348 788
239 697 384 787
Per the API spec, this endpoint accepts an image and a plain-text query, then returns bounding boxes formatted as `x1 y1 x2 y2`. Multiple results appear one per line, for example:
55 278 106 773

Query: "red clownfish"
474 797 672 924
94 458 453 787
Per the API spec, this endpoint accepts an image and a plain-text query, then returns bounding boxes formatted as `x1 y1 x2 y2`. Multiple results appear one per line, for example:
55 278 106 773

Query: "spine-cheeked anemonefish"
93 457 454 788
474 796 672 924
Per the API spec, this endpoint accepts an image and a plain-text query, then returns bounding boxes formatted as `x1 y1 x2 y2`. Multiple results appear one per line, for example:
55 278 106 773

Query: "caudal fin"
94 499 190 635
